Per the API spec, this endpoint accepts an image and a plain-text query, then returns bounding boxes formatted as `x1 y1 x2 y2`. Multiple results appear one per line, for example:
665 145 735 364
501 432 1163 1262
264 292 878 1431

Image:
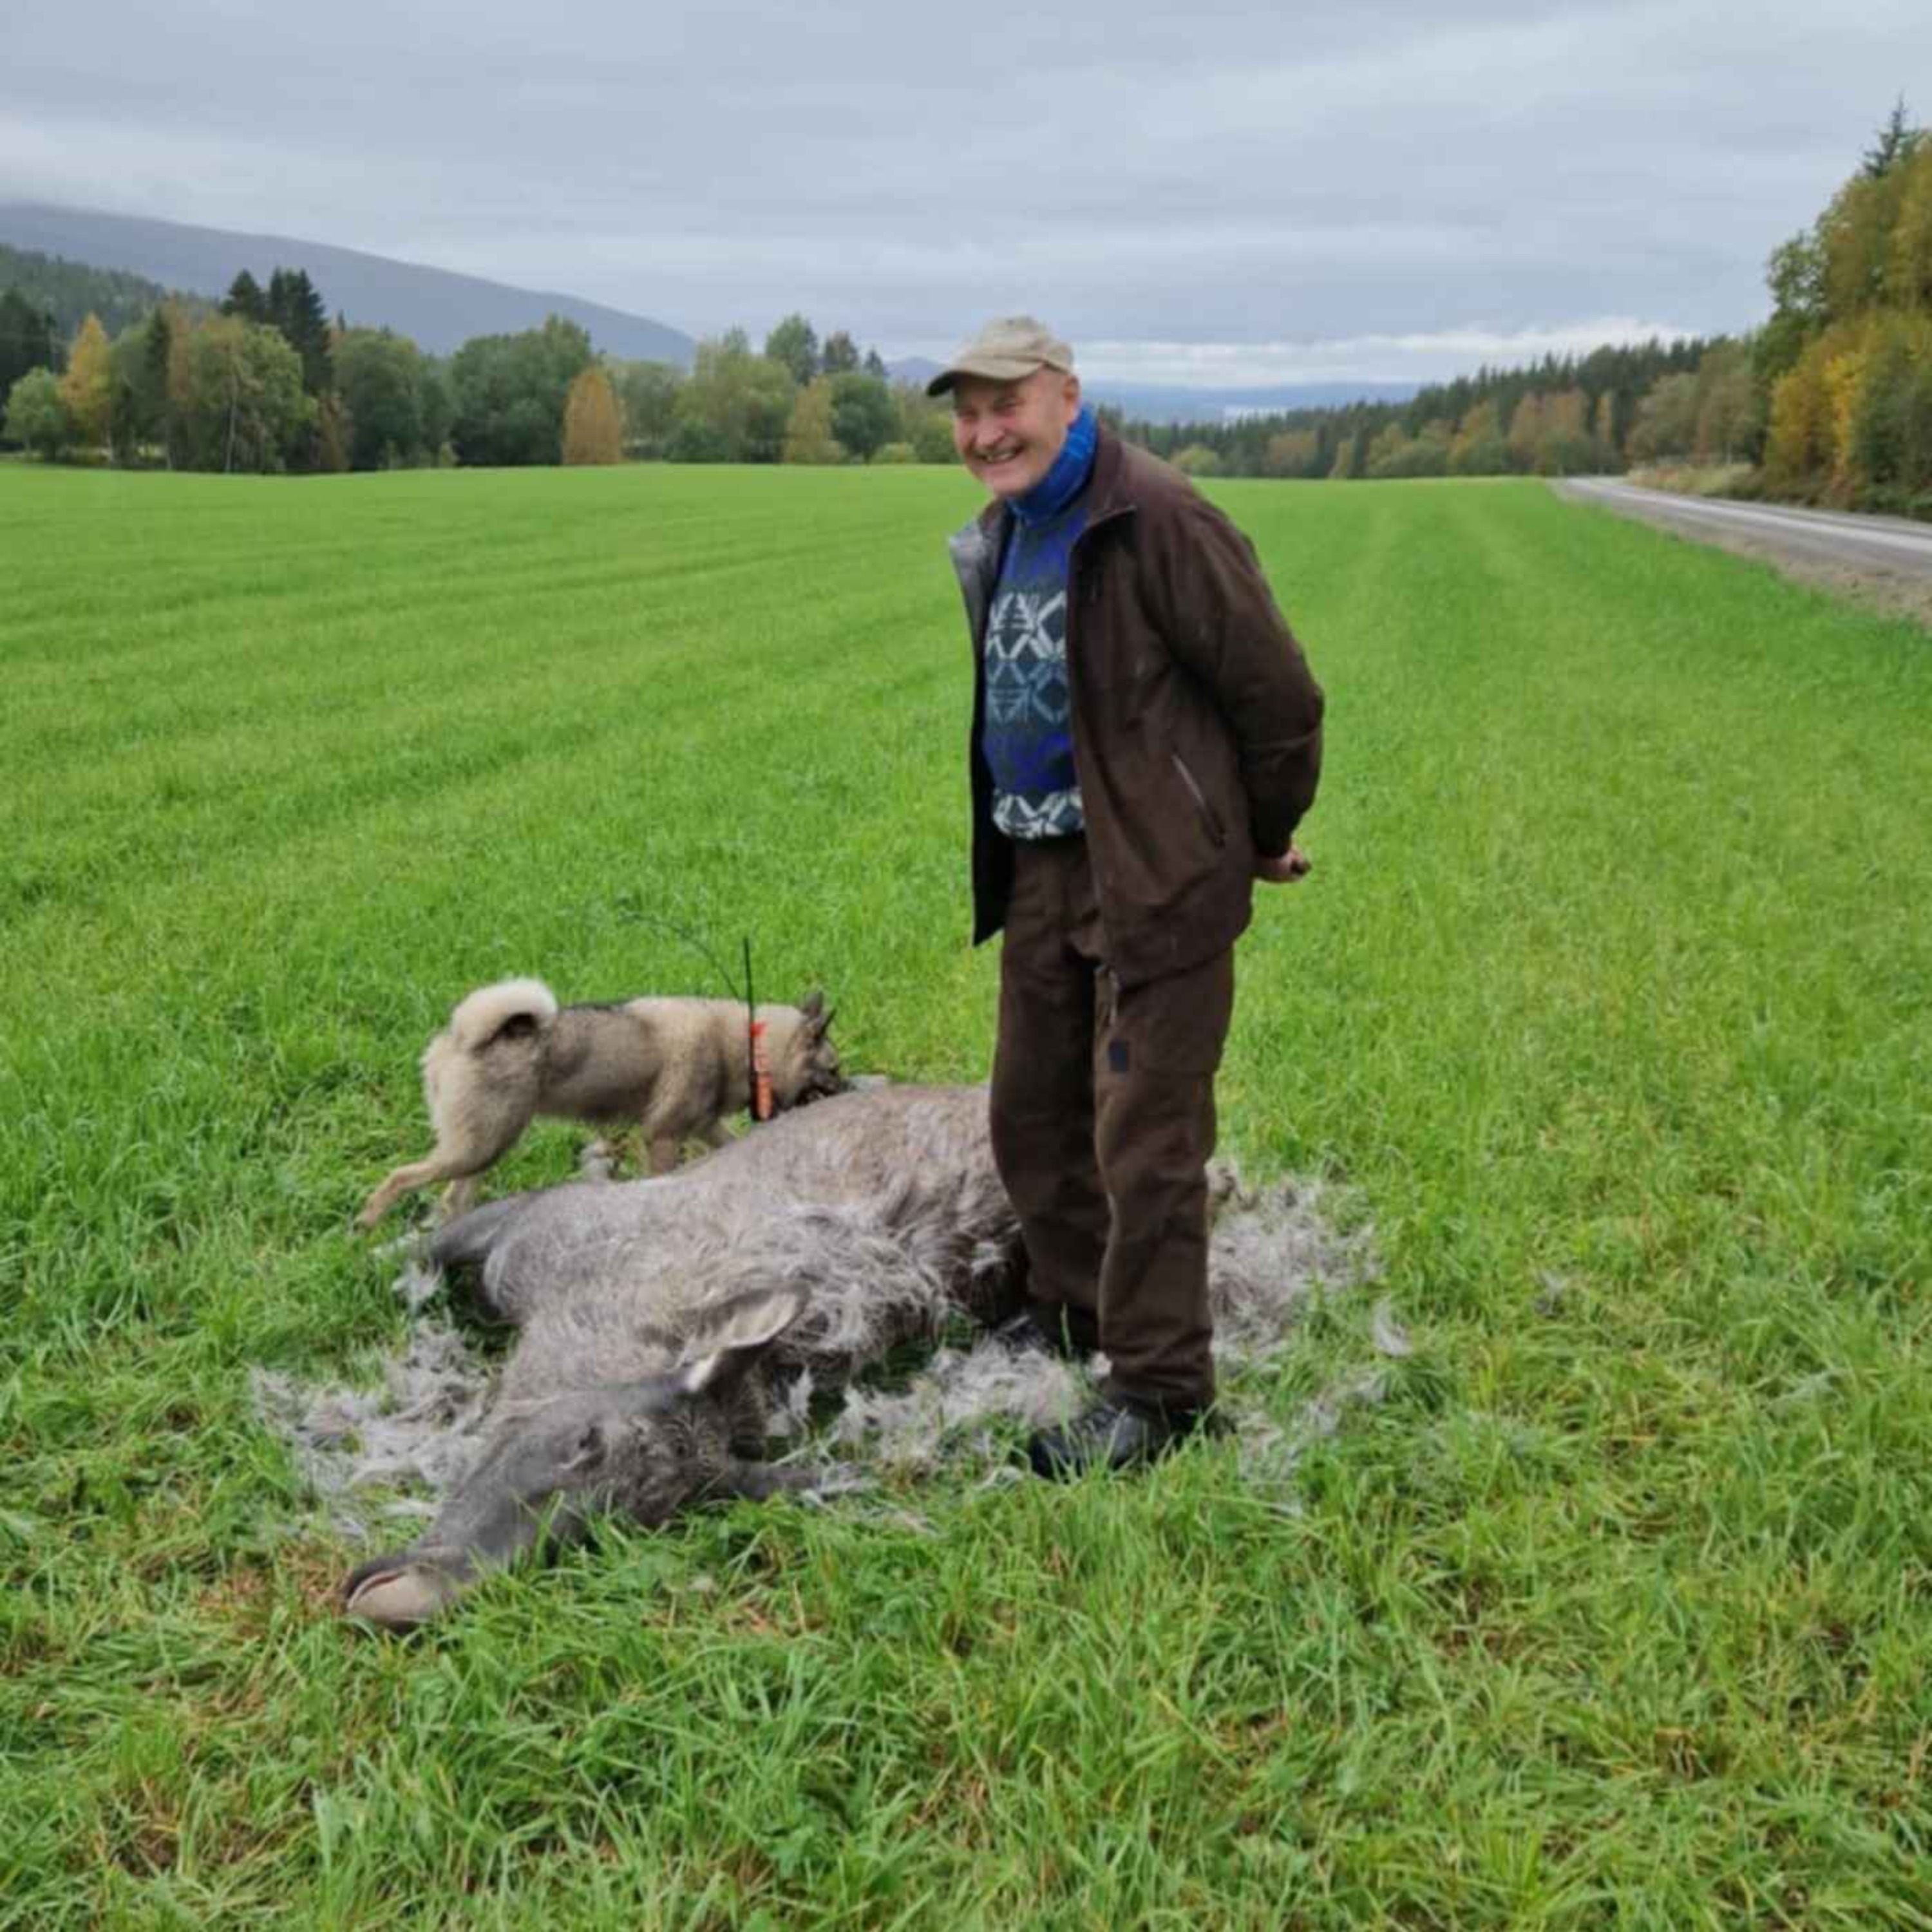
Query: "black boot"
1025 1395 1226 1479
992 1300 1101 1363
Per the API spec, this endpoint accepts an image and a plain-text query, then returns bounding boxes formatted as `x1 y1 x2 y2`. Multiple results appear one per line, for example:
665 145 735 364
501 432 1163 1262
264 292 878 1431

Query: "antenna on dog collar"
744 936 773 1123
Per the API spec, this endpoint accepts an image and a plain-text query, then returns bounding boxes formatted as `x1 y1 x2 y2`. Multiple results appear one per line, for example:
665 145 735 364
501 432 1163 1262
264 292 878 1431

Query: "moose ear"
674 1285 811 1396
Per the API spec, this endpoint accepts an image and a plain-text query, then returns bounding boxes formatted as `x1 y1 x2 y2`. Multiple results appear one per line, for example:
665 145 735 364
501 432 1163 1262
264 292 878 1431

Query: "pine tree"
265 267 332 395
1862 97 1920 180
0 289 59 393
221 270 266 323
127 305 175 461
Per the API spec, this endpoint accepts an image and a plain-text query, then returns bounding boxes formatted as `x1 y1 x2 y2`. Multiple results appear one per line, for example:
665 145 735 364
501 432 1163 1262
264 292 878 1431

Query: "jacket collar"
949 424 1137 639
1082 421 1137 526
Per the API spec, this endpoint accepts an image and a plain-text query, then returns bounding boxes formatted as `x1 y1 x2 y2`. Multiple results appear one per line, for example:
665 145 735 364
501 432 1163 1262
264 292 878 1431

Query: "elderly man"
933 316 1325 1477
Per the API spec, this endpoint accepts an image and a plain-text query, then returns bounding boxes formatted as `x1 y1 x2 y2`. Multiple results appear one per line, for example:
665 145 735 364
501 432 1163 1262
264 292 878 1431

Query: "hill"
0 204 696 366
0 243 210 342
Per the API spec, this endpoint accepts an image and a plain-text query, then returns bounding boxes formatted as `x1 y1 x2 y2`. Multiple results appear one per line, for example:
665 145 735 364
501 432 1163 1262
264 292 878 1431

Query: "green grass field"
5 459 1932 1927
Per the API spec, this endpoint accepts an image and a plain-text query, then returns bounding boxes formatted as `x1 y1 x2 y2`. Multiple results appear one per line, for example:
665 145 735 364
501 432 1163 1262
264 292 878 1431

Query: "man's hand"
1254 846 1311 885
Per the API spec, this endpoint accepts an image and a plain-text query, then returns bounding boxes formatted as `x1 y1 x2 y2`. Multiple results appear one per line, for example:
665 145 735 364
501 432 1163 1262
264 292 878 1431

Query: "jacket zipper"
1170 752 1227 848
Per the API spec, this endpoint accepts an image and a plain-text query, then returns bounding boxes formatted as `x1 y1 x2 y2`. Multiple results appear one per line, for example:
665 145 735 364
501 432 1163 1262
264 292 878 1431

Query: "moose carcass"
343 1083 1025 1628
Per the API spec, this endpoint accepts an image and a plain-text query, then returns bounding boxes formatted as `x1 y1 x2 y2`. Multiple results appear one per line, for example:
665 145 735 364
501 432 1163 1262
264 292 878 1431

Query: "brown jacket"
949 425 1325 987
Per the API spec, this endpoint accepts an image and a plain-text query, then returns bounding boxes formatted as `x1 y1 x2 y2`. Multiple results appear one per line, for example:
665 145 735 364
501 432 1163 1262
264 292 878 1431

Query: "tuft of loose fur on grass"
251 1323 491 1539
254 1170 1387 1526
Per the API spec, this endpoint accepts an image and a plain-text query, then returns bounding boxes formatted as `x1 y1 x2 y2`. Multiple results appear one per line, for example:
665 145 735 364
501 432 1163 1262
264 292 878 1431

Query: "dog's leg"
357 1155 485 1231
439 1174 481 1222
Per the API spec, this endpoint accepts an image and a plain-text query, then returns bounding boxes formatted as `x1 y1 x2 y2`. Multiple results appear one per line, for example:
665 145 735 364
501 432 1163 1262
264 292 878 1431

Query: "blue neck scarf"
1010 404 1098 525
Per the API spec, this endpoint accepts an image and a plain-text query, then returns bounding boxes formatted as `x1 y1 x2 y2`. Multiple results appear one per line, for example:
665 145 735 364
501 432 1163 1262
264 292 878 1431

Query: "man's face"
950 368 1081 499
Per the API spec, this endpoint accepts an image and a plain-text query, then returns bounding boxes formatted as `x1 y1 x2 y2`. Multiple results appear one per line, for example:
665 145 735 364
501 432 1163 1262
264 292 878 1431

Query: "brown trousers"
990 837 1234 1411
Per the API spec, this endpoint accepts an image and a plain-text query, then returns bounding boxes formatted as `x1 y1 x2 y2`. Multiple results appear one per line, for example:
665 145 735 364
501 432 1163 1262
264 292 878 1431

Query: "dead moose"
343 1083 1028 1629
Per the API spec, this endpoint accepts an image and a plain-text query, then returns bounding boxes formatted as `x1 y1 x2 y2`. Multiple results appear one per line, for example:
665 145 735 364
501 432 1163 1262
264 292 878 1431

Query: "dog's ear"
799 989 826 1021
814 1007 837 1039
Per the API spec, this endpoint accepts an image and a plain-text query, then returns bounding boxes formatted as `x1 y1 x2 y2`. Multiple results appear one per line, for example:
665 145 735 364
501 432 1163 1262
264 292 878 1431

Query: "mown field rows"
4 460 1931 1925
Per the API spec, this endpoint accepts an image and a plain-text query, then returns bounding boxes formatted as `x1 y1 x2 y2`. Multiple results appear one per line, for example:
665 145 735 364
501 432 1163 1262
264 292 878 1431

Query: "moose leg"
707 1461 833 1502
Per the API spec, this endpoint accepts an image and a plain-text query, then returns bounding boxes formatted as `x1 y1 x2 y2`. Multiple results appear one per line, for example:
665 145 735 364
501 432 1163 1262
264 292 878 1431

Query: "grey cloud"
3 0 1926 379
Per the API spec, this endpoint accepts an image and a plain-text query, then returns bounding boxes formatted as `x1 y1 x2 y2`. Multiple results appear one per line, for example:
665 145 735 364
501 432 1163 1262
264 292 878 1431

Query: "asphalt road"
1557 477 1932 581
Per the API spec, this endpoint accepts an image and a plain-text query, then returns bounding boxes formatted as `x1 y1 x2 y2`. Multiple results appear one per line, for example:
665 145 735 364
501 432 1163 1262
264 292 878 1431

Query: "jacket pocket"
1170 750 1227 848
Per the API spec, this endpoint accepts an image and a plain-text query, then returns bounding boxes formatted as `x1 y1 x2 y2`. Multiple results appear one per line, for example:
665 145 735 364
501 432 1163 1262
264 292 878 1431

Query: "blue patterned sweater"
981 405 1099 840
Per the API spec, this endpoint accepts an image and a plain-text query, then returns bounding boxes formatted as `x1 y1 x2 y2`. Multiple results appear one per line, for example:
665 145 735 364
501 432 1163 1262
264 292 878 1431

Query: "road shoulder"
1551 479 1932 629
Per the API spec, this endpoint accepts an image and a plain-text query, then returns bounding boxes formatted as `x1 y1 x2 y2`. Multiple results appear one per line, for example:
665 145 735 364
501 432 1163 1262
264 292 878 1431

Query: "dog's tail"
446 978 560 1053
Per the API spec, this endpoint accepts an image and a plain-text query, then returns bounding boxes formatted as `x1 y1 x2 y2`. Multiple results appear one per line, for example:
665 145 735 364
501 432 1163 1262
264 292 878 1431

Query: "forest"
3 104 1925 511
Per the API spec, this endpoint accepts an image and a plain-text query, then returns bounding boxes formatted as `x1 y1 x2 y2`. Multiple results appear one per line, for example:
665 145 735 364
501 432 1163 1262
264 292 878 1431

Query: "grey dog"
355 978 844 1229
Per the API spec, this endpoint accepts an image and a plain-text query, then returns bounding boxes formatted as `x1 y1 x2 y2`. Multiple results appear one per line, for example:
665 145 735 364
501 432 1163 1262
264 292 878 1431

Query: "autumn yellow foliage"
782 377 844 464
1821 347 1868 482
59 314 113 453
1764 344 1835 490
562 366 623 466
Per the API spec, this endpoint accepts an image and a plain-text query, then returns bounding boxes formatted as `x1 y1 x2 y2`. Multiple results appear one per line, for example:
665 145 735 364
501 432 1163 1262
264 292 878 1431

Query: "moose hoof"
342 1560 459 1630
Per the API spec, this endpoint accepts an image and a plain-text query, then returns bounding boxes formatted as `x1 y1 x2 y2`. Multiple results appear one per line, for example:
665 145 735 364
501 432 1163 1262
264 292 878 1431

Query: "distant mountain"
0 204 697 366
885 357 1416 425
0 242 209 342
1093 379 1420 425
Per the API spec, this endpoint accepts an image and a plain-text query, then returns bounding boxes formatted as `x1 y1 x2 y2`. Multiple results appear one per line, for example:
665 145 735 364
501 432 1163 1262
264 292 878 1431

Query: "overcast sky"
5 1 1926 386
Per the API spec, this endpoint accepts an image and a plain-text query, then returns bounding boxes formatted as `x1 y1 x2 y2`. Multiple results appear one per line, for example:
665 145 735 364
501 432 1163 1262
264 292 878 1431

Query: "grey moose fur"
341 1083 1023 1627
296 1082 1386 1629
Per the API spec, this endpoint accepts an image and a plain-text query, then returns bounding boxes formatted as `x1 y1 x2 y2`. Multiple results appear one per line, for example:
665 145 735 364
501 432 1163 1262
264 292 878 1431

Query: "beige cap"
926 316 1075 396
